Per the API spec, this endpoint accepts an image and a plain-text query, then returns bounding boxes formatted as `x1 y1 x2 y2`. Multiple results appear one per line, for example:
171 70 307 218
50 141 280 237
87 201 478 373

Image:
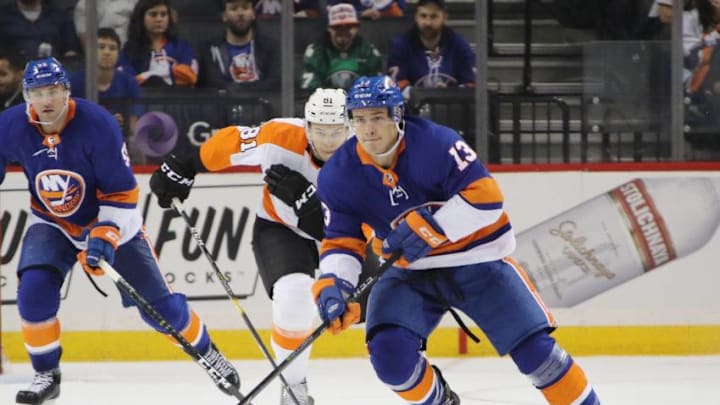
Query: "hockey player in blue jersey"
0 58 239 405
312 75 601 405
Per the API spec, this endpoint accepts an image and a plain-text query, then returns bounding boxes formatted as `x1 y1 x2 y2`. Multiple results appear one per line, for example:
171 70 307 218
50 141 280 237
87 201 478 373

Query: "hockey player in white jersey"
150 88 350 404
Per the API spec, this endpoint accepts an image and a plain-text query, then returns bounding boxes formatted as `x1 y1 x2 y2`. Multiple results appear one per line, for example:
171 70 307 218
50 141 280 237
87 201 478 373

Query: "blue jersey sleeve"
431 125 491 200
90 107 138 208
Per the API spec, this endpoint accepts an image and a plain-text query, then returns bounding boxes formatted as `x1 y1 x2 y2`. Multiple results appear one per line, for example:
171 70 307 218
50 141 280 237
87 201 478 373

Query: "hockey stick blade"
171 198 301 405
237 251 402 405
94 260 247 402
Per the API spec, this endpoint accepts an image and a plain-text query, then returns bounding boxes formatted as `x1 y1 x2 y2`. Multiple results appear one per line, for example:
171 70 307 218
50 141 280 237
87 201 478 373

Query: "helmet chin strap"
372 119 405 159
25 92 70 127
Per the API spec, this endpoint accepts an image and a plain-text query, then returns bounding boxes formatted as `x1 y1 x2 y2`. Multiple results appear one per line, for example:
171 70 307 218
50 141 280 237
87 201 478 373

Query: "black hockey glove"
264 164 324 240
150 152 203 209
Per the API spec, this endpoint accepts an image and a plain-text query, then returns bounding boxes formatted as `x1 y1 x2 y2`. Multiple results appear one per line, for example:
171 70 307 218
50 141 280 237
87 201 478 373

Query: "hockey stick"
170 198 301 405
94 259 247 402
237 251 402 405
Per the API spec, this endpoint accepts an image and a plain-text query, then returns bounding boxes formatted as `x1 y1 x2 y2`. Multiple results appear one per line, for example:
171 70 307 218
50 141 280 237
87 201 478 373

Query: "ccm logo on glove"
161 162 194 186
294 184 317 211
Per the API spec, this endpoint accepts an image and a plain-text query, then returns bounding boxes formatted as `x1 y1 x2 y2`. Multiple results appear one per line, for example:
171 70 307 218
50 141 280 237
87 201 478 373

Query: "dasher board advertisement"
2 170 720 328
1 172 265 304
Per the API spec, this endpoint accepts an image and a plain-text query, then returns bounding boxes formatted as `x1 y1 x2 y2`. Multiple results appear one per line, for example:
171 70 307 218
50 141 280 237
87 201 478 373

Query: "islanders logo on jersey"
35 169 86 217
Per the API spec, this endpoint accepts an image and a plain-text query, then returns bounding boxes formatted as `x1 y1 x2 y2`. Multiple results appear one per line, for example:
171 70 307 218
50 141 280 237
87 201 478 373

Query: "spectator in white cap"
326 0 406 20
300 3 382 91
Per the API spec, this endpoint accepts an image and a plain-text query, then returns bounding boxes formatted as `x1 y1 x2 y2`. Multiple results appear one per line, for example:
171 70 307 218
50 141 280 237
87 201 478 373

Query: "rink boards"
1 165 720 361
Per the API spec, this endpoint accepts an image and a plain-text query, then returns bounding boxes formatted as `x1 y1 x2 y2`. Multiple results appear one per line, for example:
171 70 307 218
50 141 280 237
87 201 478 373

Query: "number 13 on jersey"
448 140 477 171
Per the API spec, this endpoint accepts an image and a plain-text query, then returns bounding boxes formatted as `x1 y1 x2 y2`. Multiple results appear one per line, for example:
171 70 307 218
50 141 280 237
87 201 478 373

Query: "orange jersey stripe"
372 212 511 260
171 64 198 87
271 325 312 350
97 186 140 205
541 362 589 405
320 237 367 259
397 362 435 402
22 318 61 348
361 223 375 241
200 126 243 171
262 186 286 224
459 177 504 205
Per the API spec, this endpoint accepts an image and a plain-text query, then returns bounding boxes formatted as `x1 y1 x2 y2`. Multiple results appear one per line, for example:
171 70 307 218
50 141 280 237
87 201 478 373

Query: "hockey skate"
280 380 314 405
432 365 460 405
16 368 61 405
203 342 241 395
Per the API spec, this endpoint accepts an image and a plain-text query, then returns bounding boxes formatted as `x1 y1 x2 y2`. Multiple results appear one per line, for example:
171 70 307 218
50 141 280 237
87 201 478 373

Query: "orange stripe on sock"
397 362 435 403
541 362 589 405
22 318 60 348
271 325 311 350
168 310 202 346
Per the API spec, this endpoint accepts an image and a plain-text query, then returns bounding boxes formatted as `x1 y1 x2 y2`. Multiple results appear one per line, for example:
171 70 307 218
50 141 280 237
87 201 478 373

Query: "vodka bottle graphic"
514 177 720 307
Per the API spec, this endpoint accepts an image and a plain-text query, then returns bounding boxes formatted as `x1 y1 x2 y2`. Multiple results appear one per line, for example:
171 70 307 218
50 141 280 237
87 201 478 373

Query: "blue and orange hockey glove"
382 207 448 263
312 274 361 335
76 221 121 276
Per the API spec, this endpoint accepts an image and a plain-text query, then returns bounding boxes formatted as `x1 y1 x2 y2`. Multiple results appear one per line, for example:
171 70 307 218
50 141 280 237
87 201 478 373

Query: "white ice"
1 356 718 404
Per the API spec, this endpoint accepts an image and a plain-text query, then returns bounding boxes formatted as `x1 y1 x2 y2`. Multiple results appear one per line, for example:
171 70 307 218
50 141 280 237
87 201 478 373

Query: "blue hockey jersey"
317 116 515 283
387 26 475 89
0 98 142 248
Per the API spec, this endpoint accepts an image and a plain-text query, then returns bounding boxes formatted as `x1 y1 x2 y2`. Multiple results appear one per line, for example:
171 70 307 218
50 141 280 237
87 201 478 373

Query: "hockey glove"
312 274 361 335
150 152 201 209
264 164 324 240
77 221 121 276
382 207 448 263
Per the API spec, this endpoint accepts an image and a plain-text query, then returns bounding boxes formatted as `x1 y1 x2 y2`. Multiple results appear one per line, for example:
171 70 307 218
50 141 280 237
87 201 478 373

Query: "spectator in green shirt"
300 3 383 90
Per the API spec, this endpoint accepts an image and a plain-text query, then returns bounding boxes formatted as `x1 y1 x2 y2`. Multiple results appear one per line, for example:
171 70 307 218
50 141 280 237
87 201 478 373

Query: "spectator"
0 0 81 61
0 47 25 112
684 0 720 87
120 0 199 87
683 0 720 128
254 0 322 18
70 29 143 144
386 0 475 93
301 3 382 91
197 0 280 89
327 0 405 19
74 0 138 48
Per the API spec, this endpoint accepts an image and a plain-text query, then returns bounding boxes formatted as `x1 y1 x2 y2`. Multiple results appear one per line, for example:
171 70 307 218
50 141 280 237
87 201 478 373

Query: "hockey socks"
17 268 64 372
511 332 600 405
271 274 316 385
138 293 211 354
369 326 454 405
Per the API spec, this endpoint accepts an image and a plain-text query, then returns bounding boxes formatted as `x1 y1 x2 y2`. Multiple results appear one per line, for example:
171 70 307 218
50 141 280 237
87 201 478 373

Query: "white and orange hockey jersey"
198 118 321 240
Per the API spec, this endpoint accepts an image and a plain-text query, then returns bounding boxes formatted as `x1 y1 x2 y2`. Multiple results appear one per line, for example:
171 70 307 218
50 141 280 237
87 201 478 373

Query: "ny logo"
388 185 409 206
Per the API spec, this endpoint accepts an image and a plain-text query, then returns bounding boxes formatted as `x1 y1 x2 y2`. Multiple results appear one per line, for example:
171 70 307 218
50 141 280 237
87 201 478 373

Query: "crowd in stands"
0 0 477 163
4 0 720 161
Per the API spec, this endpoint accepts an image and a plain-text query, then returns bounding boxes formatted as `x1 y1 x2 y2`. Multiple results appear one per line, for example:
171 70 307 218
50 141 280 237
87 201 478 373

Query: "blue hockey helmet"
346 75 404 122
22 57 71 92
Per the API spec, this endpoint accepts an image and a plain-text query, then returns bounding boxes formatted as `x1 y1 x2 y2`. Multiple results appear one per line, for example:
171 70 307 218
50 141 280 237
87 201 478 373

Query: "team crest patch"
35 169 85 217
